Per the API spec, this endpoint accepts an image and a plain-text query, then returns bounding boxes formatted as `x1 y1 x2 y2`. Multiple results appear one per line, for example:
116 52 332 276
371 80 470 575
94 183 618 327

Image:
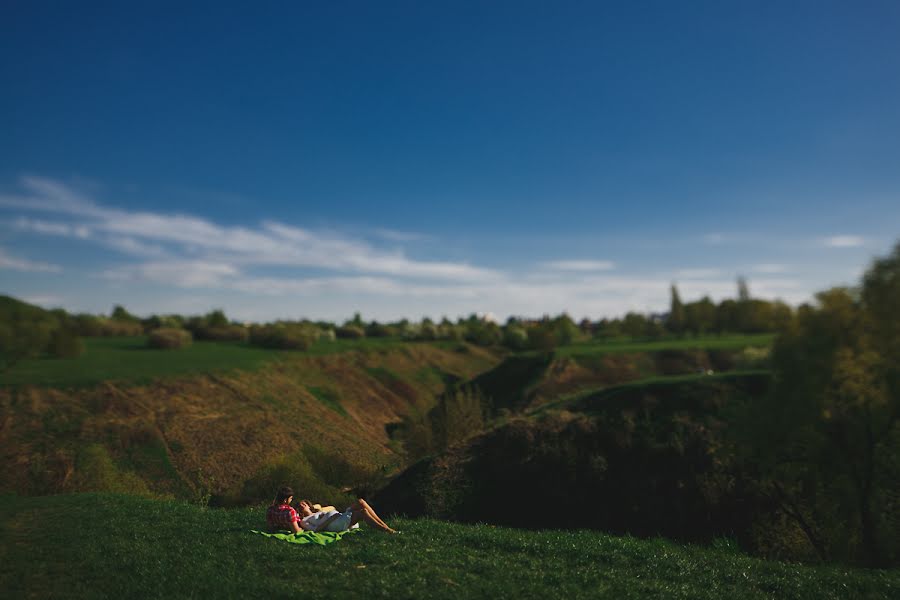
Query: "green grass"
307 386 349 417
0 336 451 388
0 493 895 599
551 333 775 358
529 370 771 416
0 337 284 387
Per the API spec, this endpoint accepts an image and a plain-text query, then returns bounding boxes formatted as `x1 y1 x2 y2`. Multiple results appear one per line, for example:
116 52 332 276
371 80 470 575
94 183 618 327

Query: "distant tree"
737 276 751 302
715 299 739 333
206 309 229 328
667 284 685 335
621 312 649 338
111 305 139 322
684 296 716 335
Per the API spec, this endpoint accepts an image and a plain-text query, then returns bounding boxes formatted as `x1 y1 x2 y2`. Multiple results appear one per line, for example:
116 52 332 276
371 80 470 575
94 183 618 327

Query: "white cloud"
824 235 865 248
0 248 61 273
674 268 721 279
752 263 788 274
4 176 496 281
374 228 428 242
103 260 240 288
540 260 615 271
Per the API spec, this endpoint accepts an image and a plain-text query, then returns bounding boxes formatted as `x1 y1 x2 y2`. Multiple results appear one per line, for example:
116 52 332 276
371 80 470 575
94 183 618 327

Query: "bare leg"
349 498 396 533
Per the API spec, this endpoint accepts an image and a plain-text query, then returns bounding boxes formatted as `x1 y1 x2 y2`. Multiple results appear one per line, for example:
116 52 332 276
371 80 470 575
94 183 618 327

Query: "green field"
0 337 282 387
1 493 895 599
0 336 422 388
529 370 771 416
553 333 775 357
1 334 773 389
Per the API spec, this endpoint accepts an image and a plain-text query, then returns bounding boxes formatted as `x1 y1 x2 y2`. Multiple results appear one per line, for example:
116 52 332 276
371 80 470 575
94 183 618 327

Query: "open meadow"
2 493 897 600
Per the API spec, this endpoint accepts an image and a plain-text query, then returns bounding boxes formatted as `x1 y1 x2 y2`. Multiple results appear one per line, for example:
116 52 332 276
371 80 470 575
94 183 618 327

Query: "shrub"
365 322 397 338
336 325 365 339
236 450 353 507
48 327 84 358
148 328 193 350
193 325 249 342
91 318 144 337
503 326 529 350
248 324 315 350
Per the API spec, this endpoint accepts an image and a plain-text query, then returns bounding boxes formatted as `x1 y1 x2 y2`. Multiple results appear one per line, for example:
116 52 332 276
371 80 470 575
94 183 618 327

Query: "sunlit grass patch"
0 493 896 600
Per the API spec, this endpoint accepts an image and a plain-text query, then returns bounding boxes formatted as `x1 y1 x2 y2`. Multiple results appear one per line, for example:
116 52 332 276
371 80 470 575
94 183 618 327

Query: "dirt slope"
0 344 498 499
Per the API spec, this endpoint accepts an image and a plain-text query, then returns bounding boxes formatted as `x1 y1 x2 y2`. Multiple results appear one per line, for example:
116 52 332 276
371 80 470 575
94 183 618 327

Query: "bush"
248 324 315 350
502 326 528 350
336 325 365 339
365 322 397 338
236 449 353 507
48 327 84 358
193 325 249 342
148 328 193 350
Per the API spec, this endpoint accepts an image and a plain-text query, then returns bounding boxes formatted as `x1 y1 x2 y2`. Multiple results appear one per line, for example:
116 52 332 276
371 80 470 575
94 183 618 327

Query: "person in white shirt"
297 498 397 534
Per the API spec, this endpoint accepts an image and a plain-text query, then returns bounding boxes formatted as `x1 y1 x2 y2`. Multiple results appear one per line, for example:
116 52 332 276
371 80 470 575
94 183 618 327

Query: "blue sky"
2 1 898 322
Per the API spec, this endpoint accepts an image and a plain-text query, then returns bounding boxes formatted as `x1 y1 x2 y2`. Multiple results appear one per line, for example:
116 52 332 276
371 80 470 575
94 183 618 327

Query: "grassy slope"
1 494 896 600
0 343 499 500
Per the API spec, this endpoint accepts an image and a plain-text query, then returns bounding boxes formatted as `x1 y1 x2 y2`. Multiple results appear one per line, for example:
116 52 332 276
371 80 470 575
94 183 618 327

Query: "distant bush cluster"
3 274 805 367
0 296 84 370
248 323 317 350
147 328 193 350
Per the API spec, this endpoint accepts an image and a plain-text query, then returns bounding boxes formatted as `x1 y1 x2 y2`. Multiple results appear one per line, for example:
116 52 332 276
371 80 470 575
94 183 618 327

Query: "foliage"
147 328 193 350
248 323 315 350
235 448 355 508
185 310 248 341
668 284 685 334
380 375 771 552
735 242 900 567
336 324 365 339
0 295 83 370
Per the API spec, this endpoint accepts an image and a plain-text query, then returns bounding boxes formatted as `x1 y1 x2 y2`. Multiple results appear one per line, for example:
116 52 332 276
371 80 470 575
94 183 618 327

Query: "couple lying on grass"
266 485 398 534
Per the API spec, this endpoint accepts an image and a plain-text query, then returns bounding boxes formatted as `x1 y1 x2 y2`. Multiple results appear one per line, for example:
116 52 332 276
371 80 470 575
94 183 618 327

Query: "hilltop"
1 493 896 599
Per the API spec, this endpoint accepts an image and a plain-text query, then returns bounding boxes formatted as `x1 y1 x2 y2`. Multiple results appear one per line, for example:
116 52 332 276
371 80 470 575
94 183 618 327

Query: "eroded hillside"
0 343 498 501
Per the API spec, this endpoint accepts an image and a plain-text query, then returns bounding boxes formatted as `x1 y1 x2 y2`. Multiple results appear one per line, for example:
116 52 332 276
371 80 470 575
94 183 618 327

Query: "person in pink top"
266 486 308 533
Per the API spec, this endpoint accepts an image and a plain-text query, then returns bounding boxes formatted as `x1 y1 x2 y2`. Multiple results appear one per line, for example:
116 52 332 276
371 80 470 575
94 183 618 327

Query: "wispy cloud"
2 176 497 281
823 235 865 248
540 260 615 271
674 268 721 279
702 233 726 245
374 228 428 242
0 248 61 273
751 263 788 274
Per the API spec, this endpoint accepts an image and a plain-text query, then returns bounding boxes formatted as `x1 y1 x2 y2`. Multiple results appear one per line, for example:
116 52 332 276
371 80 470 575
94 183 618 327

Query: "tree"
111 305 139 322
684 296 716 335
667 284 685 335
737 245 900 566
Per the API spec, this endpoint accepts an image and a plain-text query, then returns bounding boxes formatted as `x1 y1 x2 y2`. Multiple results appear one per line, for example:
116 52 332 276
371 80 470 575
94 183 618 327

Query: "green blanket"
251 529 358 546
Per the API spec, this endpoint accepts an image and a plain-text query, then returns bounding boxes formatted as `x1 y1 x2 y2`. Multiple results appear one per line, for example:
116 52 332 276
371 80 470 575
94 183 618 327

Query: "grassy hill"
1 493 896 599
